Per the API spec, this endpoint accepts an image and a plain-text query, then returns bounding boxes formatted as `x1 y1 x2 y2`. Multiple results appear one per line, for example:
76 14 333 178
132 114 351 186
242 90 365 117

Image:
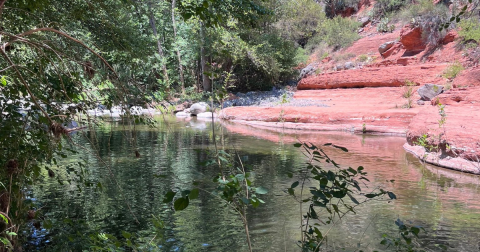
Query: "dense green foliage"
306 16 360 53
459 18 480 43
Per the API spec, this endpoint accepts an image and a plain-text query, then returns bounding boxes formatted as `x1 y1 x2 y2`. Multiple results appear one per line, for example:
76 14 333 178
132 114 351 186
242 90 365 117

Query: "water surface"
28 116 480 251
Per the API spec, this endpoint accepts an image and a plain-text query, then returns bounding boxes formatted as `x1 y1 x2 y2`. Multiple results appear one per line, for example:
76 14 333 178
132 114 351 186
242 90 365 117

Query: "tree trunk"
148 4 169 84
200 22 211 92
171 0 185 94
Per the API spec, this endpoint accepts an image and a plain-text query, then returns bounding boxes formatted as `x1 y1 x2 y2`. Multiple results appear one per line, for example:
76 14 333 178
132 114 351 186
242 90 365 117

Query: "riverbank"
218 23 480 175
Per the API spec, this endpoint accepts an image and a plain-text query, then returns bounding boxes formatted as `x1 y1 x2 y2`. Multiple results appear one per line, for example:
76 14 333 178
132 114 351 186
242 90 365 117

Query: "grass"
357 54 369 62
442 62 464 79
333 53 356 62
402 80 416 99
401 80 416 109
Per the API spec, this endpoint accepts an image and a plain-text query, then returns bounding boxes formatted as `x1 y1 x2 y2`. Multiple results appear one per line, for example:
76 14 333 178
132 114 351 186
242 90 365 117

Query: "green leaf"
287 172 293 178
293 143 302 148
189 188 199 200
291 181 299 189
287 188 295 195
411 226 420 236
365 193 377 198
250 198 260 208
255 186 268 194
0 214 8 224
163 190 176 203
122 231 131 239
333 145 348 152
174 197 189 211
387 192 396 200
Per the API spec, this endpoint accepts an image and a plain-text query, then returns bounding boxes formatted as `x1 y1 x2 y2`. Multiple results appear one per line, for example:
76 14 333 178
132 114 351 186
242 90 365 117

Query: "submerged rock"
196 112 216 118
175 111 190 117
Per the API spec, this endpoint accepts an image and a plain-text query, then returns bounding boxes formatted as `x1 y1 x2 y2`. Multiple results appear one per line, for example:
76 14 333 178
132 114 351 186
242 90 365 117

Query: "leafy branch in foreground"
287 142 397 251
163 149 267 252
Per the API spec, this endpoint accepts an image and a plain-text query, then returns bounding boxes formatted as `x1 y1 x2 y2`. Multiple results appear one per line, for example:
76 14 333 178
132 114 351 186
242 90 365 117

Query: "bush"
398 0 450 46
443 61 464 79
373 0 409 19
458 18 480 43
274 0 326 47
324 0 360 18
377 17 395 33
294 47 309 66
357 54 369 62
308 17 360 51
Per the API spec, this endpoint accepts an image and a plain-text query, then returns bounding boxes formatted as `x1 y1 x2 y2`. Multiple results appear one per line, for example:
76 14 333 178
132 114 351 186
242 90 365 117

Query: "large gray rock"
378 41 395 55
418 84 444 101
189 102 210 115
344 61 355 70
359 16 370 27
299 64 317 79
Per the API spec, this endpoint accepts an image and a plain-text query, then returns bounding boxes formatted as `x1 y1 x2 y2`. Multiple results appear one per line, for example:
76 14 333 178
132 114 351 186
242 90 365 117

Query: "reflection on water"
28 116 480 251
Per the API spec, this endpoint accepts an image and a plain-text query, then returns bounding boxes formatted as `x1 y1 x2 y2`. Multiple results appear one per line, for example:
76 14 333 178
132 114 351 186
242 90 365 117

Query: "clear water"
27 116 480 251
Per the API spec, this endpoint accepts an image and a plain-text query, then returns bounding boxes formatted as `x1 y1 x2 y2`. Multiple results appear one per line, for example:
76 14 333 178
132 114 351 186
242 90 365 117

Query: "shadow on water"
26 116 480 251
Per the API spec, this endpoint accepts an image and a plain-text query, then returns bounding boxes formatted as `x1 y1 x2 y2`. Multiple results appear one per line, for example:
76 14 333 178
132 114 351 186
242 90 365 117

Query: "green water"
27 116 480 251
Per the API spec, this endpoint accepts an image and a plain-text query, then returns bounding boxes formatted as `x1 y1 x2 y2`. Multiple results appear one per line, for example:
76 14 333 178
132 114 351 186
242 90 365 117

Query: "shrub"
402 80 416 98
294 47 309 66
357 54 369 62
443 61 464 79
324 0 361 18
373 0 409 19
274 0 326 47
398 0 450 46
377 17 396 33
333 52 356 62
308 17 360 51
458 18 480 43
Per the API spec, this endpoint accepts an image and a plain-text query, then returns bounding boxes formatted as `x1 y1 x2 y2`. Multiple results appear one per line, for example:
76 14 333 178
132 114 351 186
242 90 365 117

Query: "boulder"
378 41 395 55
399 25 426 52
344 62 355 70
418 84 443 101
335 64 345 71
189 102 210 115
441 30 458 44
299 64 317 79
359 16 370 27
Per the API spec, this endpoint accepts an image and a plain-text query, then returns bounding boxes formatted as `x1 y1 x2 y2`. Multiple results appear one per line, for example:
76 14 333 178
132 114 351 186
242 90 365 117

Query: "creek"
27 116 480 251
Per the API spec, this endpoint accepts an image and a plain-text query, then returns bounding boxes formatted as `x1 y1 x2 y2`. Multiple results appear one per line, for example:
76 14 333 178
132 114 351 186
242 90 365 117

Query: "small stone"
417 100 425 105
